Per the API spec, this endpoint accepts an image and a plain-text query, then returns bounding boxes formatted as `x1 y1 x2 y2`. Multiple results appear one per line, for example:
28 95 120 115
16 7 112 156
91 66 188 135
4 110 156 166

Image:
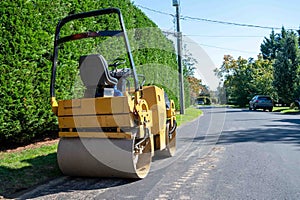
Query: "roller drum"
57 137 151 179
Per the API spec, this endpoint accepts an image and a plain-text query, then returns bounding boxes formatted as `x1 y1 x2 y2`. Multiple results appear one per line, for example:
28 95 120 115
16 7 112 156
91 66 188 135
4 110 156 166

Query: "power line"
182 16 280 30
183 34 264 38
162 31 264 39
136 4 174 17
179 38 258 54
163 31 259 54
197 43 258 54
135 4 298 31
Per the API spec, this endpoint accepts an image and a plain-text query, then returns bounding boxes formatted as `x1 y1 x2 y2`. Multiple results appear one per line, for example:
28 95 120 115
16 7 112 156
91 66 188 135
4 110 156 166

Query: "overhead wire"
136 4 298 54
183 34 264 38
136 4 174 17
196 43 258 54
135 4 298 31
162 31 265 38
162 31 262 54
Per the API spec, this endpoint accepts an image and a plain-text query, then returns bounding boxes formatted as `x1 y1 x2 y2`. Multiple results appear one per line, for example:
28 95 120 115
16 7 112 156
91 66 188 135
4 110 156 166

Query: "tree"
182 44 197 77
273 30 300 103
260 29 280 60
260 27 289 61
297 27 300 47
249 54 275 97
215 55 274 107
215 55 252 106
187 76 202 104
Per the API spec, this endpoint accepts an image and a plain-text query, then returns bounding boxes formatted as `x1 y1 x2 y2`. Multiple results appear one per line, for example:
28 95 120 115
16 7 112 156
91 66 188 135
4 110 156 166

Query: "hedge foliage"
0 0 190 144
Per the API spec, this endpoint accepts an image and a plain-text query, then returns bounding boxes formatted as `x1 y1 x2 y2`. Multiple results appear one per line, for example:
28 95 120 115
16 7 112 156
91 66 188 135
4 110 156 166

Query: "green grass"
0 143 61 197
176 106 203 127
272 107 290 112
0 106 203 197
280 109 300 114
272 107 300 114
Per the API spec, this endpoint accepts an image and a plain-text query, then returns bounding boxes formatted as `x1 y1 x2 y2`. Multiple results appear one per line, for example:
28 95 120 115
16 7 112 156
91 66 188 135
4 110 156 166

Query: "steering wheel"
109 57 126 69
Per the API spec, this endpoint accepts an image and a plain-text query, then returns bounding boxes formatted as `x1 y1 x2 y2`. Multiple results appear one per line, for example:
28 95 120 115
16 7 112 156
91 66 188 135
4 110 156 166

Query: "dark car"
249 95 273 112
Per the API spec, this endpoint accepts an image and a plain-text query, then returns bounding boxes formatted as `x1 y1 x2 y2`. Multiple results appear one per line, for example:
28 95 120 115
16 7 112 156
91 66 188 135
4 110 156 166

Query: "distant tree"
273 30 300 103
215 55 274 107
197 84 211 105
187 76 201 95
260 29 280 60
280 27 287 40
215 55 251 106
249 54 274 97
182 44 197 77
297 27 300 46
199 84 210 97
187 76 202 104
216 85 227 104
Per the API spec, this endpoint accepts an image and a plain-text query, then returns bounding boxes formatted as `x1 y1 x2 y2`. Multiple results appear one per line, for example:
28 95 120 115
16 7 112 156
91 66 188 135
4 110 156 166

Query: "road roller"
50 8 177 178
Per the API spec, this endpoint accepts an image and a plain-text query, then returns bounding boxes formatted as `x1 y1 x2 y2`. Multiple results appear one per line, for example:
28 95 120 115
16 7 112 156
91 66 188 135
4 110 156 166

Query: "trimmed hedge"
0 0 189 144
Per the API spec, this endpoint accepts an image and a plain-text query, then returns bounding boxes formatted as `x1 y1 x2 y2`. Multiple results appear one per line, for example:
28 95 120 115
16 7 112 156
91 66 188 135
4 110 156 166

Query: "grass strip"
0 143 61 197
272 107 290 112
272 107 300 114
280 109 300 114
176 106 203 127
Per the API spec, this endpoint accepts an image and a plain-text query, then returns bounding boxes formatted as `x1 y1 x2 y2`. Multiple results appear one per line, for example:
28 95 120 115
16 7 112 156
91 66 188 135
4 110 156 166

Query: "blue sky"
132 0 300 89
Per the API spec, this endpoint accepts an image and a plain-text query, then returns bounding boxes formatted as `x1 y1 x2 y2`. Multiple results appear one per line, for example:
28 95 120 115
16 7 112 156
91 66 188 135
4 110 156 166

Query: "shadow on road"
17 176 135 199
274 118 300 125
217 123 300 147
209 107 300 147
177 136 205 142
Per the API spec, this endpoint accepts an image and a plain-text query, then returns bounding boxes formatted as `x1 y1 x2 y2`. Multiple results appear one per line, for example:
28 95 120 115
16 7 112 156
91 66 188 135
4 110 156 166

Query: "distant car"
197 100 205 105
249 95 273 112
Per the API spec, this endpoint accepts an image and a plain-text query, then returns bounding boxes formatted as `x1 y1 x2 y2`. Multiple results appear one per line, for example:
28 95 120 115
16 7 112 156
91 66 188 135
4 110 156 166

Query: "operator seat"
79 54 118 98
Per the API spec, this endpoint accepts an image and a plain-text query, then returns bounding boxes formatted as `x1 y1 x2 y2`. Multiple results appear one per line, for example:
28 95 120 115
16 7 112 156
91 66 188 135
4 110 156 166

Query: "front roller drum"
57 137 152 179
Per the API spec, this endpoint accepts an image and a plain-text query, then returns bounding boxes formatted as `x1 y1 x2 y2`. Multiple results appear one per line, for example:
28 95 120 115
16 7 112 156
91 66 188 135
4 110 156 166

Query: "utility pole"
173 0 185 114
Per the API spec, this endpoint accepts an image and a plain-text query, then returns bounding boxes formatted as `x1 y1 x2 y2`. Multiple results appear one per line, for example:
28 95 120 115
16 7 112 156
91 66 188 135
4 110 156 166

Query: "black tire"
269 107 273 112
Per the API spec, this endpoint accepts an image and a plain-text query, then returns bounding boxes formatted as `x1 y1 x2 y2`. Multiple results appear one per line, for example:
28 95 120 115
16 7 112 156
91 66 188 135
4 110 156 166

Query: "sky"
131 0 300 90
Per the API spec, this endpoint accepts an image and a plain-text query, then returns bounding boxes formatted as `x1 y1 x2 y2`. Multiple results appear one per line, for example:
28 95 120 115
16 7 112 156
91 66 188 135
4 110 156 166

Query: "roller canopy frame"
50 7 139 100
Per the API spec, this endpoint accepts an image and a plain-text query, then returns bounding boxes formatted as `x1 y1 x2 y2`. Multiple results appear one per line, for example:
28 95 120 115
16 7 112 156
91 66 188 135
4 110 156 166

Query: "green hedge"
0 0 189 144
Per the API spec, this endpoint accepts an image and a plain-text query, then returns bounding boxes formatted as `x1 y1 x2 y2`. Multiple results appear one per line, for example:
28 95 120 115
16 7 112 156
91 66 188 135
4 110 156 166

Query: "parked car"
197 100 205 105
249 95 273 112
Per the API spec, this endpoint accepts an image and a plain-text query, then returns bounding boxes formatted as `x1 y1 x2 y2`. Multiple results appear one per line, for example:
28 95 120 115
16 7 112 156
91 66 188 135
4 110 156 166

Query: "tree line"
215 27 300 107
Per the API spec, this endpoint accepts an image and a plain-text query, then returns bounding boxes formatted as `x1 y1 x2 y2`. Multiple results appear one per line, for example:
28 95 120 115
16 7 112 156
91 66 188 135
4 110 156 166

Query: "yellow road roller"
50 8 177 178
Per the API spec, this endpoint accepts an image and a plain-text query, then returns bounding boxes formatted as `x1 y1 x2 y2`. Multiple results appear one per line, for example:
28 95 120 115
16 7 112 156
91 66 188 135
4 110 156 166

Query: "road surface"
18 107 300 199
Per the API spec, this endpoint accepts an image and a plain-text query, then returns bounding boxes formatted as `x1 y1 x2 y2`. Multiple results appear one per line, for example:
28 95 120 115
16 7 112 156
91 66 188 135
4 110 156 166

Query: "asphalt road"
18 107 300 200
